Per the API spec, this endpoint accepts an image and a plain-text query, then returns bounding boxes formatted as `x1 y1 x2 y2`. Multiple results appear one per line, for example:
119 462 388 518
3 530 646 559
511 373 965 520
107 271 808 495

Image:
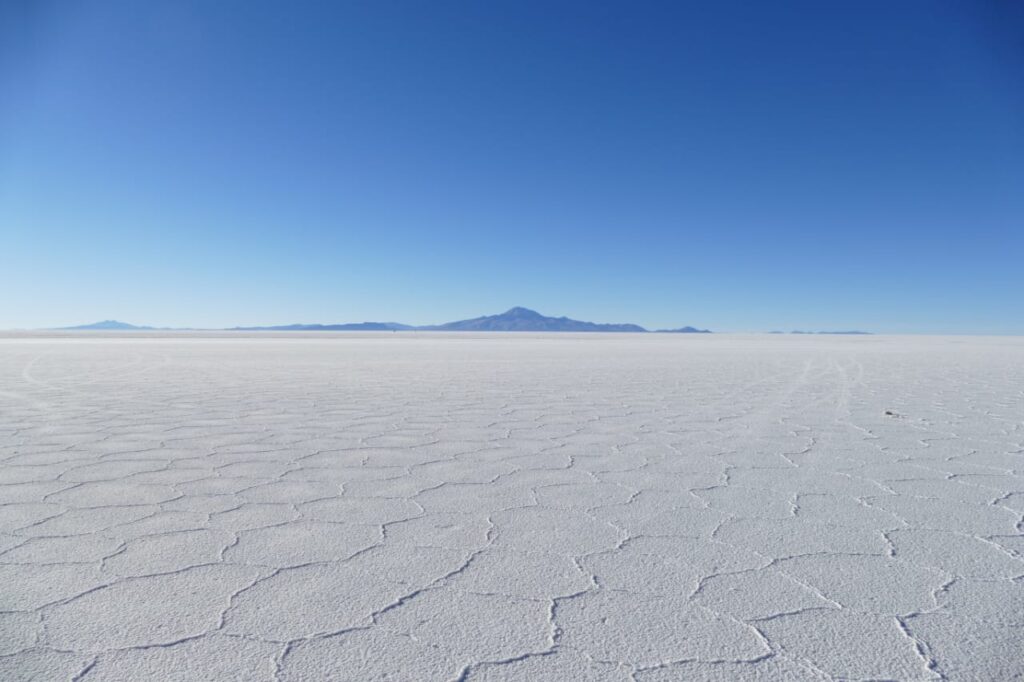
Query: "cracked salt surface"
0 332 1022 681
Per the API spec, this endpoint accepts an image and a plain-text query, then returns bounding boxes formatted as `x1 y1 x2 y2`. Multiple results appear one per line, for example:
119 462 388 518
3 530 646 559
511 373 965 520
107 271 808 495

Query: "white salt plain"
0 332 1021 681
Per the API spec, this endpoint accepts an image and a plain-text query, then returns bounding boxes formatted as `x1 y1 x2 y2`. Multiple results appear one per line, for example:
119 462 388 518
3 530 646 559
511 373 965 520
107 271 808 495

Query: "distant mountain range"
60 320 158 331
58 312 883 335
657 326 712 334
419 307 648 332
59 307 712 333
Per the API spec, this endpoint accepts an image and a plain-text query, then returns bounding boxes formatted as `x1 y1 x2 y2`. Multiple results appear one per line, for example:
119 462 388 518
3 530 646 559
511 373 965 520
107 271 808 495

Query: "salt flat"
0 332 1021 681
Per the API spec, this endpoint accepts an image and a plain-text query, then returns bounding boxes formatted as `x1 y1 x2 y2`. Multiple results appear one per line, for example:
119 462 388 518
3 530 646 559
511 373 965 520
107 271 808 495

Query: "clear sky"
2 1 1022 333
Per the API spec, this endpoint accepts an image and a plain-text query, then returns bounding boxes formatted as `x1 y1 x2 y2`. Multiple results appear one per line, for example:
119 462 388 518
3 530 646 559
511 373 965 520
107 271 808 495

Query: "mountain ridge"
656 325 711 334
59 320 157 331
57 308 714 333
420 307 648 332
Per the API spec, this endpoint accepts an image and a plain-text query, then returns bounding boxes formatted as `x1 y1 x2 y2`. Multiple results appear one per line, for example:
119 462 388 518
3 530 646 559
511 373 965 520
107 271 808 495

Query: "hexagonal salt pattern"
0 332 1021 680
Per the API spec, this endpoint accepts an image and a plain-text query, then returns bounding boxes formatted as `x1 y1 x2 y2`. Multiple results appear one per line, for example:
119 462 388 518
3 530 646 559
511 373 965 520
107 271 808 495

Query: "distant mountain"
59 308 711 334
656 326 711 334
232 322 412 331
423 307 647 332
59 320 155 331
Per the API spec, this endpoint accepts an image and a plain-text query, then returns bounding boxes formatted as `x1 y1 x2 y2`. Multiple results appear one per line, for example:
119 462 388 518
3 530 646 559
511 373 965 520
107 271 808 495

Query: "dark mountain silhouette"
59 320 156 330
422 307 647 332
58 308 713 333
656 326 711 334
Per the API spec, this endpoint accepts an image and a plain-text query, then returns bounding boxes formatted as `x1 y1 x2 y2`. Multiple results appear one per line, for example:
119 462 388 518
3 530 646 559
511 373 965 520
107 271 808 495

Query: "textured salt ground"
0 332 1022 681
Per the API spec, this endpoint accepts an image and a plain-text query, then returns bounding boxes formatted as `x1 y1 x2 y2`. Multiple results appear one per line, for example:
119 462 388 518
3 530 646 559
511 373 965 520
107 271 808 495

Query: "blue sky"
2 1 1022 333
